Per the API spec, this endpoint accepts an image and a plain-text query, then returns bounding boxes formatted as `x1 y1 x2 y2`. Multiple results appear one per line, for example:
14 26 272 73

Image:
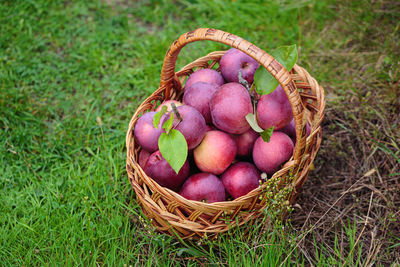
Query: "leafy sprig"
243 44 298 142
153 105 188 174
238 72 275 142
253 44 298 96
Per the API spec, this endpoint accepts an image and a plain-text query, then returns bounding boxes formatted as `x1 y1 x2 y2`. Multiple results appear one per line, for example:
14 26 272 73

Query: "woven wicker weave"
126 28 325 240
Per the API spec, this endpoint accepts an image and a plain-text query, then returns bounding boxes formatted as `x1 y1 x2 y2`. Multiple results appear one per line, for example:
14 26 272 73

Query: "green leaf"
260 126 274 142
153 105 168 129
253 44 298 96
246 113 264 132
158 130 188 174
254 67 279 96
270 44 298 72
162 113 174 134
246 113 274 142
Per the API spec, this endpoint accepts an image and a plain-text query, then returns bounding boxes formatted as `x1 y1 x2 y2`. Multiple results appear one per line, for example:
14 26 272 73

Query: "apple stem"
238 70 259 113
171 103 182 122
238 70 250 91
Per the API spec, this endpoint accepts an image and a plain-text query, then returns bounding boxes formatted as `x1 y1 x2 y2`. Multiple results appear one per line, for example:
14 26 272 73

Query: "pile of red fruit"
134 48 310 203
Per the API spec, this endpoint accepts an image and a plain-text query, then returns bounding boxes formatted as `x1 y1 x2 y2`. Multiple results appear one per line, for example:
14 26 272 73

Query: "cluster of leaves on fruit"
155 45 298 174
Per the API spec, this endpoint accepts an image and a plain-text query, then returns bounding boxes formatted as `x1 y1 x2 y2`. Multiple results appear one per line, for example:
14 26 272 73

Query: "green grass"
313 221 364 266
1 0 399 265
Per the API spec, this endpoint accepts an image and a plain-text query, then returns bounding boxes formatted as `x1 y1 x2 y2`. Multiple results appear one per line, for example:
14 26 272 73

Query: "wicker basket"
126 28 325 240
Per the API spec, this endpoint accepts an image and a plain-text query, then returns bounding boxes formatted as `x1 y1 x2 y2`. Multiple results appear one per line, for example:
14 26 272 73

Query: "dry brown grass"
291 0 400 265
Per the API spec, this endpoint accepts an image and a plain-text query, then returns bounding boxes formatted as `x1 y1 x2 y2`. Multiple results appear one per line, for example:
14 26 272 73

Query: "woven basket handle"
159 28 306 161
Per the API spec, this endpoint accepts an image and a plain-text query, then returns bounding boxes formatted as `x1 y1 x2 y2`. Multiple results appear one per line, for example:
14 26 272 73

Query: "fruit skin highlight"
179 173 226 203
134 111 163 153
194 130 237 175
257 85 293 130
184 69 224 90
221 162 260 199
253 132 294 174
144 150 190 191
220 48 259 84
210 82 252 134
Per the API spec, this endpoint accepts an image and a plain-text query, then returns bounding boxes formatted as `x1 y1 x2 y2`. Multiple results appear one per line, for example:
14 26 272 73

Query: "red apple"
233 128 259 158
156 100 183 112
187 150 201 175
279 118 311 144
220 48 259 84
183 82 219 124
252 132 294 174
165 105 207 150
210 82 253 134
138 149 151 168
205 125 216 132
221 162 260 199
194 130 237 175
184 69 224 90
144 150 190 191
134 111 163 152
179 173 226 203
257 85 293 130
